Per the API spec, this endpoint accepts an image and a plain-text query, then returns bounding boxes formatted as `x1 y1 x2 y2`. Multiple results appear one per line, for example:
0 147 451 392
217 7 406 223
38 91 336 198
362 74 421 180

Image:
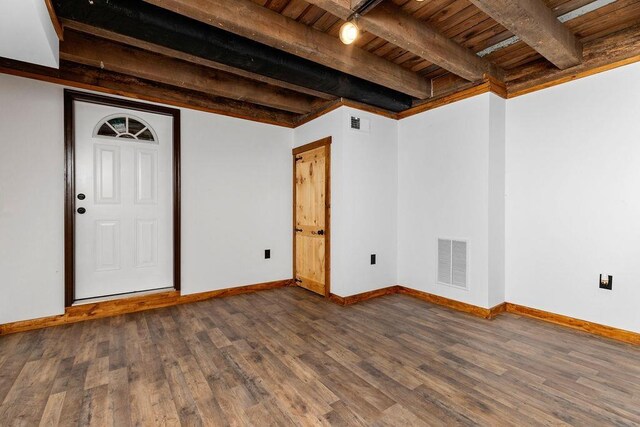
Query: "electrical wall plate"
599 274 613 290
265 249 271 259
371 254 376 265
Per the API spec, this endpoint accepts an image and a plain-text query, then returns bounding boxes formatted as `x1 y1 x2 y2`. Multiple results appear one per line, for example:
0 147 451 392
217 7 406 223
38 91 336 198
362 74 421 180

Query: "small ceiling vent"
437 238 468 289
350 116 361 130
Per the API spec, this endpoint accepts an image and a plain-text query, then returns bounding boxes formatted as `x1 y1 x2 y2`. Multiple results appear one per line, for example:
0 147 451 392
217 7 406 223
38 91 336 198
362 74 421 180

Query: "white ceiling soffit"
476 0 617 58
0 0 59 68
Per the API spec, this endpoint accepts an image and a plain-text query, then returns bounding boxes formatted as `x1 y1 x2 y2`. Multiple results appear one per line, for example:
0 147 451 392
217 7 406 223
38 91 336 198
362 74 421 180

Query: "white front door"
74 102 173 301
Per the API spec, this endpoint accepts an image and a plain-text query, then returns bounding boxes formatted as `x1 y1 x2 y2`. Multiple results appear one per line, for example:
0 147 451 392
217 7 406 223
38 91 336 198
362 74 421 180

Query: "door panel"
95 220 121 271
135 219 158 268
74 103 173 300
94 144 121 204
135 148 158 204
294 141 330 296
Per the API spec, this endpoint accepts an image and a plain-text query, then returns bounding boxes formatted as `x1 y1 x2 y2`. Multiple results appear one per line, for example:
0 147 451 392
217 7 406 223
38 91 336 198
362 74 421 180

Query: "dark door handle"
295 228 303 232
317 229 324 235
77 193 86 200
77 207 86 214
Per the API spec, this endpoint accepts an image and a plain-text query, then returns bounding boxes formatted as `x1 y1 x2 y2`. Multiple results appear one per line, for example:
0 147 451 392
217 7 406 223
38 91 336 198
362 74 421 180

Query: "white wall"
0 74 65 324
398 64 640 330
294 107 398 296
506 62 640 333
340 107 398 296
398 94 493 308
181 109 292 294
0 73 292 324
488 95 506 307
0 0 59 68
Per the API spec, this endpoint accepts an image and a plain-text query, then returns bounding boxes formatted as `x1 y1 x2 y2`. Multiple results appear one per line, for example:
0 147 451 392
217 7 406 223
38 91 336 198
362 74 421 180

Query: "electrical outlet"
265 249 271 259
371 254 376 265
599 274 612 290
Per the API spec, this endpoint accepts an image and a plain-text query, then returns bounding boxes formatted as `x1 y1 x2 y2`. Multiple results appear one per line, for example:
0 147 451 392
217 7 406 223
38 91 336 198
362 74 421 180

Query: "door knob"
77 193 86 200
77 207 86 214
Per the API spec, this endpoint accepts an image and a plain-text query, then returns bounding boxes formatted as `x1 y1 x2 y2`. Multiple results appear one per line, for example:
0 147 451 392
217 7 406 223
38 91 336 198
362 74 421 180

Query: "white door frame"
64 89 181 307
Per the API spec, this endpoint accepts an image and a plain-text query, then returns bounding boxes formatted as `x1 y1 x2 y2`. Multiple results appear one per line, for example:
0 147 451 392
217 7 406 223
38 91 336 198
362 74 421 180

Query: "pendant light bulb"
339 21 359 45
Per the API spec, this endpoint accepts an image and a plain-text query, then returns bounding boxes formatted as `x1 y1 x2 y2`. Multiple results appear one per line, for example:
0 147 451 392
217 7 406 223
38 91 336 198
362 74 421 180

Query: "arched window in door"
93 114 158 142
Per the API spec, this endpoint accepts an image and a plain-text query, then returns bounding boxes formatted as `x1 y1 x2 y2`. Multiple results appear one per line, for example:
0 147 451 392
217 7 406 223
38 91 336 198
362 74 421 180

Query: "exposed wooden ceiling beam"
143 0 431 99
307 0 352 19
55 0 413 112
305 0 499 82
468 0 582 69
60 30 318 114
61 19 335 101
507 24 640 96
0 58 297 127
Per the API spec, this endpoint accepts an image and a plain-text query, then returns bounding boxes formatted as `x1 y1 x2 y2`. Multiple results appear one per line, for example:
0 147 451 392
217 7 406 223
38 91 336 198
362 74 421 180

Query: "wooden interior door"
293 138 331 296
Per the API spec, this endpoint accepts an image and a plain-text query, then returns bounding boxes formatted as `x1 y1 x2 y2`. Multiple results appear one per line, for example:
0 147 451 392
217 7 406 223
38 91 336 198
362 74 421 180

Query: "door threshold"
73 286 175 306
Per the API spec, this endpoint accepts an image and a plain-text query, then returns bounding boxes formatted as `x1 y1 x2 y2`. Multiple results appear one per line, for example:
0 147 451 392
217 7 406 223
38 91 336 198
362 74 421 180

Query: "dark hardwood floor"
1 287 639 426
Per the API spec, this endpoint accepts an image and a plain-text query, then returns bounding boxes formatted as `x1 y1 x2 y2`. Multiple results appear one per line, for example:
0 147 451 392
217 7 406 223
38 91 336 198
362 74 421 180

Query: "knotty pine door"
293 138 331 296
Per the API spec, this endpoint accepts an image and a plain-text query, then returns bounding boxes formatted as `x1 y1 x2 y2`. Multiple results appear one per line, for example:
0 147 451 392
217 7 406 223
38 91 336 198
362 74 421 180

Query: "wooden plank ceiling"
3 0 638 126
257 0 640 85
285 0 637 73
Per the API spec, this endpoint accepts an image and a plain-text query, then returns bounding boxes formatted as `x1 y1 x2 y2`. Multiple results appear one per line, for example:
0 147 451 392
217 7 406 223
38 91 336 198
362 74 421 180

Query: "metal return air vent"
437 238 468 289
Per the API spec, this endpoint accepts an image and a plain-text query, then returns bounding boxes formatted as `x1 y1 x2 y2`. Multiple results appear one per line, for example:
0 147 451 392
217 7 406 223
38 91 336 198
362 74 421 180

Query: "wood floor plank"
79 384 109 427
105 367 131 427
0 287 639 425
0 357 60 425
38 391 66 427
